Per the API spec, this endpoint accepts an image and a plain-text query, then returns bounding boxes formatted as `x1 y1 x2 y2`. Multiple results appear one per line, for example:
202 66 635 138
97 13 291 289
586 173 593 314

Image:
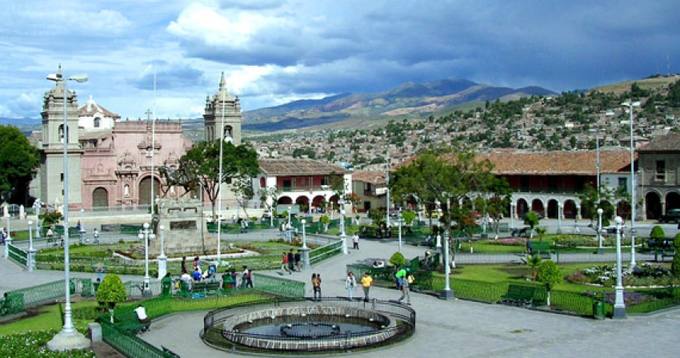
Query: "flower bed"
566 263 677 287
0 330 95 358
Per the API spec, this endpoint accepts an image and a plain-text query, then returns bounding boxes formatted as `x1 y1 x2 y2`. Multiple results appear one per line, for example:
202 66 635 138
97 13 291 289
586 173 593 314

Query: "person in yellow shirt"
360 272 373 302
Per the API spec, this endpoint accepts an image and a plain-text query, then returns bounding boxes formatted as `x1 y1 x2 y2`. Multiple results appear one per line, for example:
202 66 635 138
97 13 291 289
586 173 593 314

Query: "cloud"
130 61 206 90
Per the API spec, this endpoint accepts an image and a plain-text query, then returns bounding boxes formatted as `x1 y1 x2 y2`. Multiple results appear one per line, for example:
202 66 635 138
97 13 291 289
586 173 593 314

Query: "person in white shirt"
352 234 359 250
134 305 151 331
345 272 357 300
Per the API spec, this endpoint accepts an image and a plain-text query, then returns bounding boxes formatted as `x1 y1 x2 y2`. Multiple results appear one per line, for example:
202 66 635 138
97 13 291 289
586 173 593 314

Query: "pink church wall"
80 119 192 209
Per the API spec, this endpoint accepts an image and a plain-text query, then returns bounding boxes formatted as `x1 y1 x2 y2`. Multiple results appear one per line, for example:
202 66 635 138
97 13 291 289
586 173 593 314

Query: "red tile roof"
352 171 386 185
477 149 632 175
260 159 347 176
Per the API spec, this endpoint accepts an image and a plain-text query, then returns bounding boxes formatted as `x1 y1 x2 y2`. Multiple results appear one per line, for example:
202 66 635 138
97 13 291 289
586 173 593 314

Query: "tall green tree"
0 125 39 204
96 274 127 323
537 260 562 306
177 141 259 219
523 211 541 239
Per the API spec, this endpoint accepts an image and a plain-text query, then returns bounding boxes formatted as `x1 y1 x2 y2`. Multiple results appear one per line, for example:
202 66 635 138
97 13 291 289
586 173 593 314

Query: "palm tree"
527 254 542 281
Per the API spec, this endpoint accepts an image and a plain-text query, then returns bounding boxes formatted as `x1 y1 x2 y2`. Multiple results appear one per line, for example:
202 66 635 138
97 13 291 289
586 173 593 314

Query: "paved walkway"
140 238 680 357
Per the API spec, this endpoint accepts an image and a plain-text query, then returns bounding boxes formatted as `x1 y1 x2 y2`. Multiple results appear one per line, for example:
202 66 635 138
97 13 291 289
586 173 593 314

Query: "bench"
115 309 150 334
527 240 552 259
191 280 221 295
501 284 545 307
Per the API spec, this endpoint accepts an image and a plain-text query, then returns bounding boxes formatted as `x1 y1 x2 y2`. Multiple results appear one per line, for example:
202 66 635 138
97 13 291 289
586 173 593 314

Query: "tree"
577 183 615 226
523 211 540 239
96 274 127 323
672 233 680 278
527 254 542 281
537 260 562 306
319 214 330 232
39 210 63 227
480 176 512 237
401 210 417 226
389 251 407 267
0 125 39 205
177 141 259 219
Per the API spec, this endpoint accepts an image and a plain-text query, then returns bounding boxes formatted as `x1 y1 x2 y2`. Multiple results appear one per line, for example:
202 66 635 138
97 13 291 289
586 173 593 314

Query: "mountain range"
243 78 555 132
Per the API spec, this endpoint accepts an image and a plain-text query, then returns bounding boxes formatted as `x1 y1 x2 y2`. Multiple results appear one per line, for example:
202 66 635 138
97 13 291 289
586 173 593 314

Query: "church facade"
31 69 242 210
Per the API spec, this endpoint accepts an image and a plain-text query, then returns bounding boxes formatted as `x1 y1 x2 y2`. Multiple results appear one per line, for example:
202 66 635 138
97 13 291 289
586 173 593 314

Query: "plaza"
2 224 680 357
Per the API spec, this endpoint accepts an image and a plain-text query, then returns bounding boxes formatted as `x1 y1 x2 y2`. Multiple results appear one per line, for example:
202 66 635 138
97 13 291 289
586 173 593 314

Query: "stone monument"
152 197 215 256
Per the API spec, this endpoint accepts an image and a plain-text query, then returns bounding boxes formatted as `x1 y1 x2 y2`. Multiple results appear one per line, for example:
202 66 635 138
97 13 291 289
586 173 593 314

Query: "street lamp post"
622 100 640 269
287 206 293 243
597 208 604 254
397 209 403 252
300 219 310 270
28 220 35 272
339 198 348 255
436 230 453 300
510 202 515 230
157 225 167 279
138 223 155 296
557 202 563 234
33 199 41 240
3 209 10 258
46 66 90 351
613 216 626 319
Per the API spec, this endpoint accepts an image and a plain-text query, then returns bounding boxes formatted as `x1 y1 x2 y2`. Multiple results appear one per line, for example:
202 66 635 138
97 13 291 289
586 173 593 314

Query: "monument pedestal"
47 329 90 352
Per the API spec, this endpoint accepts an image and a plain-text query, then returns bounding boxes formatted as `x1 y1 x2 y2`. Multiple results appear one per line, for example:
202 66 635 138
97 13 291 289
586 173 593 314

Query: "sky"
0 0 679 120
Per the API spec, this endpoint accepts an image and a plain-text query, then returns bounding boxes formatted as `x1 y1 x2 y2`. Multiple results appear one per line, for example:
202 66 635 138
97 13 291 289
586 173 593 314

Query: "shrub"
0 330 95 358
402 210 417 226
389 252 407 267
673 234 680 278
96 274 127 323
537 260 562 305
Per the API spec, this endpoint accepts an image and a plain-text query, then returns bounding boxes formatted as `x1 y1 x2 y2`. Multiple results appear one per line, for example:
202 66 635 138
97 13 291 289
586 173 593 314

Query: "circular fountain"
201 299 415 354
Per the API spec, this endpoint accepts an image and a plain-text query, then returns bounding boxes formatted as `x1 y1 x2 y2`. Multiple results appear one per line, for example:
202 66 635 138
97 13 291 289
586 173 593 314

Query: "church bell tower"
39 65 83 208
203 72 242 145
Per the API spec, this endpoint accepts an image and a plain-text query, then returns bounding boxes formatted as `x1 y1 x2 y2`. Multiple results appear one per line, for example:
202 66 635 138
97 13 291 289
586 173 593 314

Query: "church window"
58 124 69 143
94 117 101 128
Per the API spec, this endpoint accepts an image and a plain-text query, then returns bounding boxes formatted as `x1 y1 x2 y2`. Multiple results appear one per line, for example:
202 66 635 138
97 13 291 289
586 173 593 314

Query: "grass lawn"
441 262 614 293
7 230 29 241
457 240 617 254
0 292 274 336
0 300 97 336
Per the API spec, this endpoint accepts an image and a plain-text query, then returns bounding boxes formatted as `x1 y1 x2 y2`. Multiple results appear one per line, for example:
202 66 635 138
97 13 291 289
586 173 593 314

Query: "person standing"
360 272 373 302
287 250 295 272
294 250 301 272
395 267 407 289
312 273 322 301
281 251 290 274
399 271 412 305
241 266 249 288
246 269 254 288
345 272 357 300
352 233 359 250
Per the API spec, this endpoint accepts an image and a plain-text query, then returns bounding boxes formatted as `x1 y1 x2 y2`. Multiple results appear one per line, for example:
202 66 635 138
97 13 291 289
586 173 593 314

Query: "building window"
94 117 101 128
58 124 69 143
656 160 665 181
259 177 266 188
618 177 627 193
321 176 329 186
283 179 292 191
60 173 64 182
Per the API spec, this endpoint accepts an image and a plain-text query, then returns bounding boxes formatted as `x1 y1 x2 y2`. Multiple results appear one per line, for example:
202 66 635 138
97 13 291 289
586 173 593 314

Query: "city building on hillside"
351 171 386 212
255 159 352 215
637 132 680 220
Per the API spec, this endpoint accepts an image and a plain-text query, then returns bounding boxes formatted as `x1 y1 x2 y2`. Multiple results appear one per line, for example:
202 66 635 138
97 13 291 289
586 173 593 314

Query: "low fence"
309 239 343 265
101 321 174 358
7 242 28 267
251 273 305 298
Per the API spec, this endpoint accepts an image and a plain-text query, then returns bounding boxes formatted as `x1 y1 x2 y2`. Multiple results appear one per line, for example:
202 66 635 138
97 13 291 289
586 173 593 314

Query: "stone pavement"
140 238 680 357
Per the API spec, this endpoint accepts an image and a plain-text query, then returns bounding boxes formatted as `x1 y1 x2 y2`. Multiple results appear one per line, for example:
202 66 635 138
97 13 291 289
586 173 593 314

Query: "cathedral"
30 68 242 210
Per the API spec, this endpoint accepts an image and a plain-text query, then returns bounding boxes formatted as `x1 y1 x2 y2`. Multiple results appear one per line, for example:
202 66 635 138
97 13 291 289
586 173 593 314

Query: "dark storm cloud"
170 0 680 93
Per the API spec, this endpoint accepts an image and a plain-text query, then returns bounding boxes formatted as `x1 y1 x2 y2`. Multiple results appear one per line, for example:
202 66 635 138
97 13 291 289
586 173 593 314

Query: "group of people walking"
281 249 302 273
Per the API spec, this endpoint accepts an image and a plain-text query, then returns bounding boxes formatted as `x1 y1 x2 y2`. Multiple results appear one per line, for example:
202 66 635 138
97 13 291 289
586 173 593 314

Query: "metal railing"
202 297 415 353
7 242 28 267
101 321 173 358
309 239 343 265
251 273 305 298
